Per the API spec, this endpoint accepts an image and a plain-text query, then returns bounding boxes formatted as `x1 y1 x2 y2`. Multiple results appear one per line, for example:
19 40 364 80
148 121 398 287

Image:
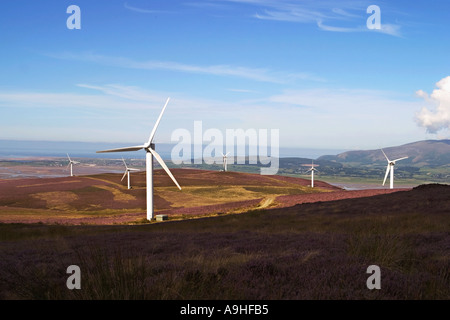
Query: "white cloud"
415 76 450 133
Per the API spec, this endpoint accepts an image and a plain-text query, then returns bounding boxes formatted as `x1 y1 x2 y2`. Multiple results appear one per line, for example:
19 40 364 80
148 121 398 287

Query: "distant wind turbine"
381 149 408 189
306 160 318 188
221 152 230 171
67 153 80 177
121 158 140 189
96 97 181 221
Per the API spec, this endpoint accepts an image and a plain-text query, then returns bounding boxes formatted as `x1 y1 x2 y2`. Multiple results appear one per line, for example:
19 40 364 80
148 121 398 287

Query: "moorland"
0 168 448 300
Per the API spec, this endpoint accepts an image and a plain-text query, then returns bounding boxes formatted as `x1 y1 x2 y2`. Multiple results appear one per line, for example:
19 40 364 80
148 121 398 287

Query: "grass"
0 184 448 300
1 216 448 299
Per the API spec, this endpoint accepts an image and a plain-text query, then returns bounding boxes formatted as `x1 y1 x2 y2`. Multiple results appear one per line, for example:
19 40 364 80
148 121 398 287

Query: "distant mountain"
318 139 450 167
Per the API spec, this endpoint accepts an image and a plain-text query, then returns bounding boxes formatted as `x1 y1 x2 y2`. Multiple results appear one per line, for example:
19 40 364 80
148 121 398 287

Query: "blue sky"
0 0 449 152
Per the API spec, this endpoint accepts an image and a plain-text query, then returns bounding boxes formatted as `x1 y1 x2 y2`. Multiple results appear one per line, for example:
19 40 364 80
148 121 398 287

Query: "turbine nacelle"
306 160 318 173
67 153 80 165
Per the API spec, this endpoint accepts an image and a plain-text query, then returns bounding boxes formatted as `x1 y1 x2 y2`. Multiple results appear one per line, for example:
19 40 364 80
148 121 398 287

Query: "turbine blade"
122 158 128 169
393 156 408 162
382 164 390 186
381 149 390 162
121 170 128 182
149 148 181 190
96 145 145 153
146 97 170 147
67 153 71 161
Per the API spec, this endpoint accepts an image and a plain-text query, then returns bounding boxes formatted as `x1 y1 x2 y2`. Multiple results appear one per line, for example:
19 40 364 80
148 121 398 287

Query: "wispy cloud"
316 20 401 37
0 90 147 110
76 84 163 103
316 19 364 33
265 87 425 148
47 52 324 84
0 83 427 148
226 88 259 93
123 2 169 14
202 0 402 37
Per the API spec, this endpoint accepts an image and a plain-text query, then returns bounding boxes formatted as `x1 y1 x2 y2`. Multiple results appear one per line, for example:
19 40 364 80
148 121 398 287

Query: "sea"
0 140 345 160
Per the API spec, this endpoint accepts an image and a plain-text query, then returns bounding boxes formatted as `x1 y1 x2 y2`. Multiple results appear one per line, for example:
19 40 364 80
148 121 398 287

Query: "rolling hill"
0 168 350 225
270 139 450 185
318 139 450 167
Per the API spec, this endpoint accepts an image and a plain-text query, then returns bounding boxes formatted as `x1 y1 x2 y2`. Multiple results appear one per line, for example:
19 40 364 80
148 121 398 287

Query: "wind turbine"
96 97 181 220
381 149 408 189
221 152 230 171
306 160 318 188
67 153 80 177
121 158 140 190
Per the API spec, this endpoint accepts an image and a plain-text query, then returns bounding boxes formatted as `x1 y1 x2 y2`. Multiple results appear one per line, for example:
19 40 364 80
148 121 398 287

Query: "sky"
0 0 449 153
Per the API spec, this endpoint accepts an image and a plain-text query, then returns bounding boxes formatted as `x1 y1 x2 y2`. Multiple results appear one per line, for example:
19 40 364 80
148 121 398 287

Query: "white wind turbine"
96 97 181 220
67 153 80 177
121 158 140 190
306 160 318 188
381 149 408 189
221 152 230 171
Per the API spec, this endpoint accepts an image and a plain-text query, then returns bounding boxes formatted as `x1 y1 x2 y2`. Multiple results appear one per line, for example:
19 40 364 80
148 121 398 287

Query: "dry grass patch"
161 185 308 209
31 191 78 210
155 187 246 208
94 185 136 202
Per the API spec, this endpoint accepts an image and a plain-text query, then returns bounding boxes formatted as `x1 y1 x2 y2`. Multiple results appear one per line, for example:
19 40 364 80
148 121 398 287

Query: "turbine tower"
97 97 181 221
306 160 318 188
381 149 408 189
121 158 140 189
221 152 230 171
67 153 80 177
